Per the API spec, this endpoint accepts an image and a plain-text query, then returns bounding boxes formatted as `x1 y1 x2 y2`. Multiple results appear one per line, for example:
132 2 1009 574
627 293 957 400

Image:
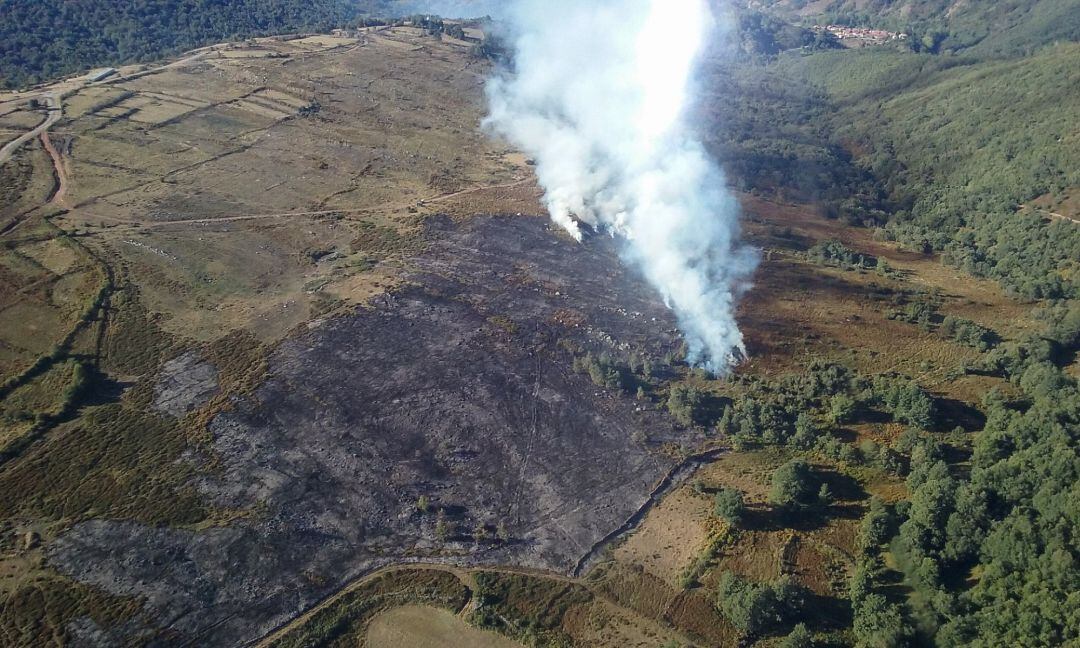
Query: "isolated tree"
943 487 988 562
816 483 834 510
717 571 803 636
878 447 906 475
771 574 804 619
435 509 449 541
899 461 956 560
857 496 892 552
578 352 628 391
714 487 746 527
642 358 654 379
791 412 818 449
848 561 873 605
769 458 816 513
473 523 490 543
416 494 430 513
876 378 935 429
717 571 771 634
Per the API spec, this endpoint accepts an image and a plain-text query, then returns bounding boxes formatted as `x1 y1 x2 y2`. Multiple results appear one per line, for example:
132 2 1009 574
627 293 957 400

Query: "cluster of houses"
814 24 908 46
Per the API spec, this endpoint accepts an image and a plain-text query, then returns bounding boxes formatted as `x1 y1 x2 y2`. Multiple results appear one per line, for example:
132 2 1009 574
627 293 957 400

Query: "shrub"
779 623 814 648
717 571 804 636
829 393 857 424
808 239 877 270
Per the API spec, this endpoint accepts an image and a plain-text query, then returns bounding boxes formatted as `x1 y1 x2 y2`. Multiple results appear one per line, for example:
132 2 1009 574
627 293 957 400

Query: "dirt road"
69 179 534 231
0 46 214 170
0 93 61 166
246 561 588 648
1048 211 1080 225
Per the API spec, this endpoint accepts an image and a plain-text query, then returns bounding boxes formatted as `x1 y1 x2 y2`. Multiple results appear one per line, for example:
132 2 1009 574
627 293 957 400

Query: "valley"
0 10 1076 648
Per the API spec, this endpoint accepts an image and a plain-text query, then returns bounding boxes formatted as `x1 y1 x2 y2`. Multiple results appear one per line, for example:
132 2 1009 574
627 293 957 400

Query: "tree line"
0 0 396 89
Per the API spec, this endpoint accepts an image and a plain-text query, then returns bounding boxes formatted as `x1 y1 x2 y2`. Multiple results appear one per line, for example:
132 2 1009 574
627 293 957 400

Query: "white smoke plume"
484 0 758 373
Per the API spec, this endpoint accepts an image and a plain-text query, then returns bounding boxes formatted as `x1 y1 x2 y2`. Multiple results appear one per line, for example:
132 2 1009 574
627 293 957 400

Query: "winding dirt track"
246 562 587 648
0 47 211 170
0 93 61 166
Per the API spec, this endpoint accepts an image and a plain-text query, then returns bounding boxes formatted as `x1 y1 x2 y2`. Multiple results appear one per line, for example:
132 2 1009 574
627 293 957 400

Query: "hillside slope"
0 0 395 88
0 9 1077 648
744 0 1080 55
773 42 1080 298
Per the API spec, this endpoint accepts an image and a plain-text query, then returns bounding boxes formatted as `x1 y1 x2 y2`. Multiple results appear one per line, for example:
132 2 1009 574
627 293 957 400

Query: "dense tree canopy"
0 0 395 88
773 44 1080 299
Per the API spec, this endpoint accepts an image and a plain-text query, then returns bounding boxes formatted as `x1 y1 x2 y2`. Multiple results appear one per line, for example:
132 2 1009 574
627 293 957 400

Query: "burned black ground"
47 214 700 645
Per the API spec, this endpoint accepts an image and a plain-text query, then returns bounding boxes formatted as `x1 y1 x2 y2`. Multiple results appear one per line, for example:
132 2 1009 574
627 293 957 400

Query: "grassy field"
39 28 532 344
367 605 524 648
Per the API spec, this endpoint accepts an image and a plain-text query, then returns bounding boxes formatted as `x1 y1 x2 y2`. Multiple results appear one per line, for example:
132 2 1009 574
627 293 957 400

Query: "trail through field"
248 562 586 648
76 179 535 231
0 45 213 170
1047 211 1079 225
0 93 61 166
39 130 68 207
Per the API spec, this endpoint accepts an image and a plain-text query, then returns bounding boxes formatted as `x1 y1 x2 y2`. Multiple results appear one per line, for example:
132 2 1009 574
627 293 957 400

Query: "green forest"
710 6 1080 645
0 0 395 89
774 43 1080 299
711 7 1079 300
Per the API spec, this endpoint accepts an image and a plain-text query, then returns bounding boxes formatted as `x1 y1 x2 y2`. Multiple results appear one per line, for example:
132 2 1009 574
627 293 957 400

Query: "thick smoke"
484 0 758 373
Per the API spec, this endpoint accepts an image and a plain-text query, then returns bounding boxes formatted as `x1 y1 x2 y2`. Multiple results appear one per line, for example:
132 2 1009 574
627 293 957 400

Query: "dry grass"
0 239 102 384
46 29 522 347
0 574 140 646
737 193 1026 406
0 358 78 417
666 589 742 646
613 487 712 587
367 605 523 648
0 110 43 147
0 142 55 228
561 598 691 648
